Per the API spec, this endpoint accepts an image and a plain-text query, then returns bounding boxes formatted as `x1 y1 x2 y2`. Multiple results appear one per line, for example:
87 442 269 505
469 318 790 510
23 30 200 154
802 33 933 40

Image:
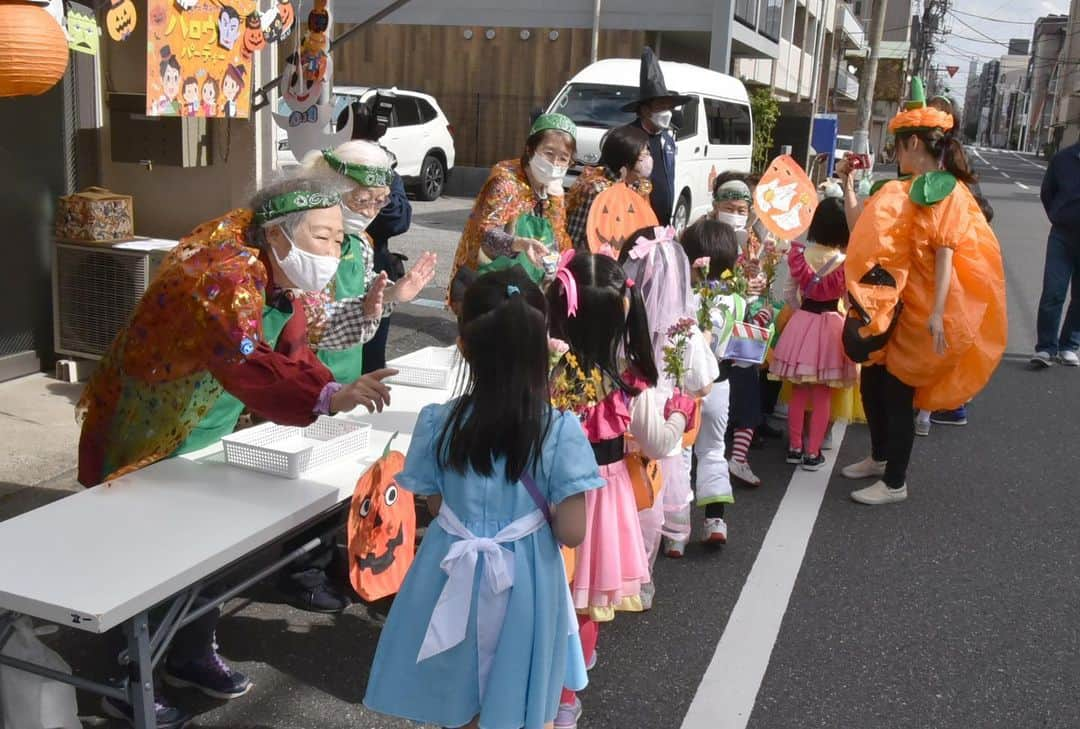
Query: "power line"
949 9 1034 25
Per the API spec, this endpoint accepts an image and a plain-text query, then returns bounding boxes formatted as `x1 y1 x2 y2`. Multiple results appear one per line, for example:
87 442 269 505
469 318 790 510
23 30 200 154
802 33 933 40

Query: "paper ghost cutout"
174 0 198 10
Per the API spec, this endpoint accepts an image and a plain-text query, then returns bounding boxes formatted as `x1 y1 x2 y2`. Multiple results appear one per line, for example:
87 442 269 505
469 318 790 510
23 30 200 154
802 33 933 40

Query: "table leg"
124 611 155 729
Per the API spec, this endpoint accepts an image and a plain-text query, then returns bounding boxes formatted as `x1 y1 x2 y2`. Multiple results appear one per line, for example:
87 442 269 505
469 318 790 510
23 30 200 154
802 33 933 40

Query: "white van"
546 58 753 230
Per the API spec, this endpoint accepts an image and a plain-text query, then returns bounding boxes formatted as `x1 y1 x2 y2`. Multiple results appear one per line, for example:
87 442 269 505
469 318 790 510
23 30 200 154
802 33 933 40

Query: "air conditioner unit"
53 240 175 360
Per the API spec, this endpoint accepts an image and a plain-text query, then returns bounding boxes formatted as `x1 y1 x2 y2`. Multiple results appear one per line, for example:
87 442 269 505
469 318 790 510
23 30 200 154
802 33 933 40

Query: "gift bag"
0 615 81 729
723 322 773 365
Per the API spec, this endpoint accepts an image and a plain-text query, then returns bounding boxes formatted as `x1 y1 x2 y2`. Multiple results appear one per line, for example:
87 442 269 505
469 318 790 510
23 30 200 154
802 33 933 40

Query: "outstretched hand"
364 273 389 319
388 251 437 304
330 368 398 414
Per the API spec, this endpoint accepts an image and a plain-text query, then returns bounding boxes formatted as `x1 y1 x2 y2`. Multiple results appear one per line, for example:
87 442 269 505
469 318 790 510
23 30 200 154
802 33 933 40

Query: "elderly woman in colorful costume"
449 113 576 298
76 179 399 725
841 78 1007 506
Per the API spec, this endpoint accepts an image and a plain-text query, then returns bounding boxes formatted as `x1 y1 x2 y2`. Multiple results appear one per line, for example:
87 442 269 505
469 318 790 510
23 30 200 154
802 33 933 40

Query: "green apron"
174 302 294 455
317 234 368 383
475 213 553 284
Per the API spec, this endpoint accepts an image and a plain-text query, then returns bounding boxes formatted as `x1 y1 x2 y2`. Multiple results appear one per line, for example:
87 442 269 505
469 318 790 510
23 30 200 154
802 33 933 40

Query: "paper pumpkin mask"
585 182 659 254
106 0 137 41
347 451 415 602
752 155 818 241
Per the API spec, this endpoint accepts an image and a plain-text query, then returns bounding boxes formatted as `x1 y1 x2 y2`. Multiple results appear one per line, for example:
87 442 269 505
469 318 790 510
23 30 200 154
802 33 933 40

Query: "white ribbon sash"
416 504 547 700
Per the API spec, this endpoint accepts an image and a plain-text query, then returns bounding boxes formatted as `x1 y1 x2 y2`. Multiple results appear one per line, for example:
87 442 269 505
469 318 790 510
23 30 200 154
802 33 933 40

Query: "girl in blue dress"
363 268 604 729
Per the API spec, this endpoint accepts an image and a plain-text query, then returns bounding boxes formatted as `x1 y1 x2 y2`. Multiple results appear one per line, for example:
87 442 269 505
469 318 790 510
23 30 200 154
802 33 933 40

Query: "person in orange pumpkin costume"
841 78 1007 506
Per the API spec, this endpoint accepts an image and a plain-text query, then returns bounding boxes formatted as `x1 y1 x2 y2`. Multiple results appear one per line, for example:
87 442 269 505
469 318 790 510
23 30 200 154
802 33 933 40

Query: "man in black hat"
625 47 691 227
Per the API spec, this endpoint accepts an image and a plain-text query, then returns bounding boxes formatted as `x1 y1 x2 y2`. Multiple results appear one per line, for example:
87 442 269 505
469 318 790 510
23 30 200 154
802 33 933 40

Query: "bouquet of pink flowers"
662 317 697 388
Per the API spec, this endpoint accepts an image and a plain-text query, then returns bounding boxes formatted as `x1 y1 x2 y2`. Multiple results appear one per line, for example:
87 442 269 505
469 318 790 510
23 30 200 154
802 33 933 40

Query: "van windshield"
551 83 638 129
836 136 853 151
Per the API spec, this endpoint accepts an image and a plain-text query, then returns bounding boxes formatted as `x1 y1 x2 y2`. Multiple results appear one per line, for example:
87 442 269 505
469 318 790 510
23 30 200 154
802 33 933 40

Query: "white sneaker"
915 419 931 437
702 517 728 544
1058 350 1080 367
773 403 789 420
640 582 655 611
821 429 834 450
1031 351 1054 368
841 456 887 480
851 480 908 505
554 696 582 729
729 460 762 486
664 537 687 558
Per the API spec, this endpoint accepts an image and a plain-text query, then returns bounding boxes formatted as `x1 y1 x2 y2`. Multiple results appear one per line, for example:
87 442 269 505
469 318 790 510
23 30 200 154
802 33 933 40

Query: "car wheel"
417 155 445 201
673 194 691 235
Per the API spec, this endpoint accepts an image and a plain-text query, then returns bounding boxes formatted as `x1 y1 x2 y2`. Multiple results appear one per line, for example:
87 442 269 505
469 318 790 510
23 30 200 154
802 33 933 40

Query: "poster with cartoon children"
146 0 290 118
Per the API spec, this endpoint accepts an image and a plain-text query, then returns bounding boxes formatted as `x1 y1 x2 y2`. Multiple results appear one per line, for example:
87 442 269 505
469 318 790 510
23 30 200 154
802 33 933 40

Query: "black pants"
860 365 915 489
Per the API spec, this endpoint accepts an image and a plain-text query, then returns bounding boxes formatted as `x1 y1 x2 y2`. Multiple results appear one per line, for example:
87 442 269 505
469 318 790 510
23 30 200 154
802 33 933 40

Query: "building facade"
1020 16 1068 153
1051 0 1080 147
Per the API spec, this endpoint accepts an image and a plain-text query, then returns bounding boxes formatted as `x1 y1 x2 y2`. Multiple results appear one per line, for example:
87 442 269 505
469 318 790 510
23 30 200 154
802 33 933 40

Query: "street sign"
946 65 960 77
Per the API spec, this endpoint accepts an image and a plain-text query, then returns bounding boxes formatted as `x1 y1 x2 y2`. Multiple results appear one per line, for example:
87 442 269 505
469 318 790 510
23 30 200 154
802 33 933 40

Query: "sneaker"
841 456 887 480
554 696 583 729
801 453 826 471
850 480 908 505
915 419 931 436
729 460 762 487
785 448 804 465
640 581 655 611
1059 350 1080 367
821 429 834 450
702 517 728 545
586 649 598 671
279 568 350 614
101 695 192 729
773 403 789 419
164 649 252 700
930 407 968 426
1030 351 1054 368
664 538 687 558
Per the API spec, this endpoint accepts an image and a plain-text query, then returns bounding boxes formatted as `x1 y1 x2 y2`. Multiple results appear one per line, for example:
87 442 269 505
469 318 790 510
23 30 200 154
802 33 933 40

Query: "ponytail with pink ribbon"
554 249 579 318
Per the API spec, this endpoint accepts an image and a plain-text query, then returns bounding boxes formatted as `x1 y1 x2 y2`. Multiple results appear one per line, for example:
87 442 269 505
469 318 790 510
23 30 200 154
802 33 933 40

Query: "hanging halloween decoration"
217 5 241 51
752 155 818 241
174 0 198 10
585 182 659 254
347 451 416 602
28 0 64 33
274 0 294 40
240 10 265 58
66 7 101 56
273 0 353 160
0 0 70 98
105 0 137 41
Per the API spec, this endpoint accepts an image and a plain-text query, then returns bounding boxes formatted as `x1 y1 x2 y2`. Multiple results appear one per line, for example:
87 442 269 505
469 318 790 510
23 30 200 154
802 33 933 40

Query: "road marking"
1001 172 1011 179
1016 182 1031 190
408 297 448 310
1008 150 1047 171
681 423 848 729
972 148 989 166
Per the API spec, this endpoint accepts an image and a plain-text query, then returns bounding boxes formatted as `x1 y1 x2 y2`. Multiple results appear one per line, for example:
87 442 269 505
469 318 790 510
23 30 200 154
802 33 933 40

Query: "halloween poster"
146 0 293 118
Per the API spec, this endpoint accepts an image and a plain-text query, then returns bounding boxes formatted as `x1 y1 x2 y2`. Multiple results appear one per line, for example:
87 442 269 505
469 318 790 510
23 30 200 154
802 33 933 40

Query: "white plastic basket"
385 346 461 390
220 416 371 479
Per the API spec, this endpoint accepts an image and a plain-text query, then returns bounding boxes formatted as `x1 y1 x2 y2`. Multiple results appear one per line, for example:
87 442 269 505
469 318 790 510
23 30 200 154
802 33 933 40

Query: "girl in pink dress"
769 198 856 471
547 251 696 729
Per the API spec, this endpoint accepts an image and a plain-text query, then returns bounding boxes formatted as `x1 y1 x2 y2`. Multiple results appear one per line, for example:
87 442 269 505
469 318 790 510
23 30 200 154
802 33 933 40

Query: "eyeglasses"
347 192 391 211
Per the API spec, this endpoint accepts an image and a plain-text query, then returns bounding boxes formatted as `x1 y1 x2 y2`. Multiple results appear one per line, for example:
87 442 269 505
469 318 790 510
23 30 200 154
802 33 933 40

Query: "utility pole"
853 0 888 161
590 0 602 64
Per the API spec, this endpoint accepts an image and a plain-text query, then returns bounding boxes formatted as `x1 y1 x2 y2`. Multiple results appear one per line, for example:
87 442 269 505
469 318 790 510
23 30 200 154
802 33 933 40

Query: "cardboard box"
55 187 134 243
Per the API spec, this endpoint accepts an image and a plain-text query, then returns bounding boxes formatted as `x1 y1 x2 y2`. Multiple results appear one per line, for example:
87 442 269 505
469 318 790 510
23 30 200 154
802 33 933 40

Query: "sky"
928 0 1072 101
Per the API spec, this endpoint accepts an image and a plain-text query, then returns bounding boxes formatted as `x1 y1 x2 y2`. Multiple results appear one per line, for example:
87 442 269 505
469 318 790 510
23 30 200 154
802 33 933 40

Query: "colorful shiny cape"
845 178 1007 410
449 159 572 282
77 209 269 484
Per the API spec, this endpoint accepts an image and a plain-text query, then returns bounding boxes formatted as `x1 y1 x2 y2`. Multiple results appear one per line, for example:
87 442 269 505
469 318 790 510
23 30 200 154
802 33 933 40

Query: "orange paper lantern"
0 1 69 98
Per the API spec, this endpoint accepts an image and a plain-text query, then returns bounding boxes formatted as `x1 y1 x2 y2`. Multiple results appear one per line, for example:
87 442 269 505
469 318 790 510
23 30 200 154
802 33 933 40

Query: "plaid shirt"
318 297 394 352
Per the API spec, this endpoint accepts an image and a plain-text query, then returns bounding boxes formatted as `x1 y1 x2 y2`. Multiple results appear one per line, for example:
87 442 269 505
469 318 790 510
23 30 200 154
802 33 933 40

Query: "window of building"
734 0 757 27
704 98 753 145
760 0 783 42
853 1 864 17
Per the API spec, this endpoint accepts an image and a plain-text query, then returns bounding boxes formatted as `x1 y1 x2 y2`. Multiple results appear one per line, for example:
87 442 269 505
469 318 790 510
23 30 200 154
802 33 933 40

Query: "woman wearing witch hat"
625 47 691 227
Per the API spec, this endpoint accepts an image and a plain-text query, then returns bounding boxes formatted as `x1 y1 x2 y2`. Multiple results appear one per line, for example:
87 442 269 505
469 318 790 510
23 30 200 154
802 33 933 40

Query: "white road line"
971 148 990 166
680 423 848 729
408 297 448 310
1016 182 1031 190
1008 150 1047 171
1001 172 1011 179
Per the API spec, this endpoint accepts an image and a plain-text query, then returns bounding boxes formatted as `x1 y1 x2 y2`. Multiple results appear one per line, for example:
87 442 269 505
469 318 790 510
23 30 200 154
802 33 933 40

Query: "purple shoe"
164 647 252 700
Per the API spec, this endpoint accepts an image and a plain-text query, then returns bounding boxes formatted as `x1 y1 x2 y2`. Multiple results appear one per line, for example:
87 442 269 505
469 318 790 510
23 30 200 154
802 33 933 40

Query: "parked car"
545 59 753 231
277 86 456 201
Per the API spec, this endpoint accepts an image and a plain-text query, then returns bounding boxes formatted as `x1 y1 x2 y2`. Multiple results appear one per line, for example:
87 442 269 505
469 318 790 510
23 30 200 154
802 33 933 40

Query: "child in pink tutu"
547 251 696 729
769 198 855 471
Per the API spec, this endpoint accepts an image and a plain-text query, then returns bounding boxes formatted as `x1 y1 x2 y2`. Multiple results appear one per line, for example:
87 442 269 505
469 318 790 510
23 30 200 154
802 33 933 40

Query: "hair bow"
555 249 578 318
628 225 676 261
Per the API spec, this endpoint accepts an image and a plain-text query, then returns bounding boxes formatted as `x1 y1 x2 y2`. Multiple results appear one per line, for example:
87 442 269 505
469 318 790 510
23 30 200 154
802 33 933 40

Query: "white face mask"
272 225 340 292
529 155 568 186
341 205 375 233
633 155 654 179
649 110 673 130
714 211 748 231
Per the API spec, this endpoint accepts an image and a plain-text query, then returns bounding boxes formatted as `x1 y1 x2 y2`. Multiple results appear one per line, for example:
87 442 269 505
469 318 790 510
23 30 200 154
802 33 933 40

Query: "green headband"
254 189 341 226
322 150 393 187
530 113 577 140
714 180 752 203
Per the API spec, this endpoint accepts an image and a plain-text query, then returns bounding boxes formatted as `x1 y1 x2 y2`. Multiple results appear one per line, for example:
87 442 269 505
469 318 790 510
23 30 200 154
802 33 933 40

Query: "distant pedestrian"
1032 141 1080 368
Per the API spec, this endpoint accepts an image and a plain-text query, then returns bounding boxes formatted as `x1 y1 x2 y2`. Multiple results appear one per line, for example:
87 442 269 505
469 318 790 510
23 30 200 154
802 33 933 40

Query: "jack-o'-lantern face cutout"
586 182 659 255
241 12 266 58
347 451 415 601
752 154 818 241
106 0 137 41
276 0 295 39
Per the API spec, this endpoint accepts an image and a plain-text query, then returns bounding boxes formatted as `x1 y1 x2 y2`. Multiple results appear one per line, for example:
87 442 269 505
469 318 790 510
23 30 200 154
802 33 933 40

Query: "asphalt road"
52 150 1080 729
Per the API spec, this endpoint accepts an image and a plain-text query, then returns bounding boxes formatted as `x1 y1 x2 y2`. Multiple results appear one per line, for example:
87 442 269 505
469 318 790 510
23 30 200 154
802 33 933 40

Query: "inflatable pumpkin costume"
844 79 1007 411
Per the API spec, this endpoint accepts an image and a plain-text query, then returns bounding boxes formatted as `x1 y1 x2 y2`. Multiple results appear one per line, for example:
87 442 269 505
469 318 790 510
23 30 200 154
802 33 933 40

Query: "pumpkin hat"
888 77 953 135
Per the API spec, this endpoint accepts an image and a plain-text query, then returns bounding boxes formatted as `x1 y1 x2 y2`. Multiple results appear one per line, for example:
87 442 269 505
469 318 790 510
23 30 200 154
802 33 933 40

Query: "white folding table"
0 372 457 729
